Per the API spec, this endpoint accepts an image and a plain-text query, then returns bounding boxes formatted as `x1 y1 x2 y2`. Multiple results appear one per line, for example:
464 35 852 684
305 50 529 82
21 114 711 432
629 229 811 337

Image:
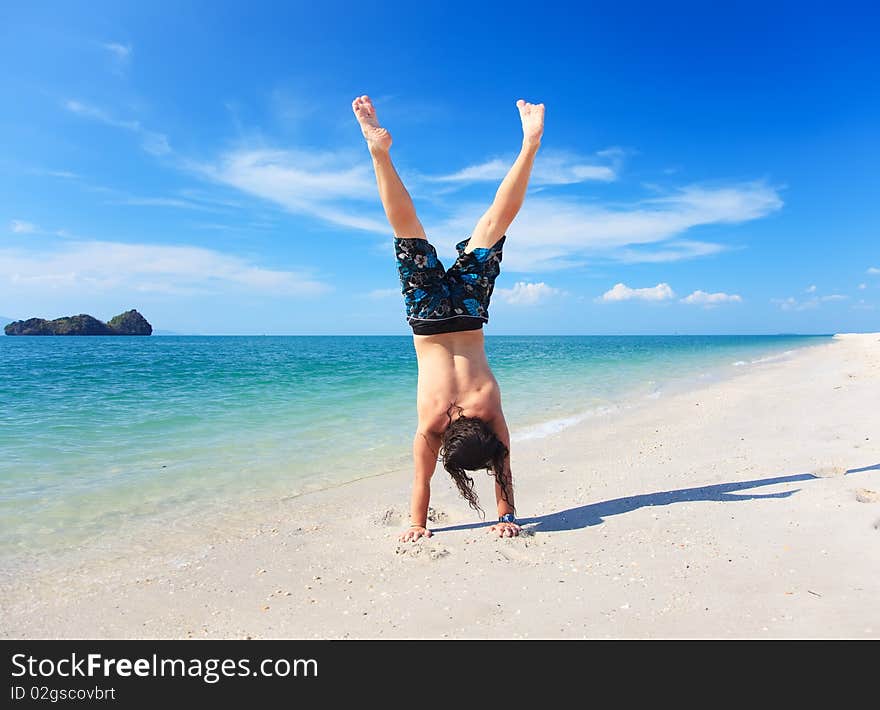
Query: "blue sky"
1 1 878 334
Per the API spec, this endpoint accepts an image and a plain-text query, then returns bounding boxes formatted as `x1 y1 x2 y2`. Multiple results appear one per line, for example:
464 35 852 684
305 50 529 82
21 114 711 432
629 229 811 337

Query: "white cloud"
10 220 36 234
615 240 726 263
431 158 511 183
772 294 848 311
0 241 330 297
141 132 171 156
868 267 880 275
430 148 620 185
198 148 388 232
64 99 171 155
680 290 742 306
36 169 80 179
431 181 782 271
495 281 563 305
102 42 132 61
859 283 867 290
771 297 800 311
64 100 138 130
102 42 132 76
107 196 215 210
598 282 675 303
805 284 816 293
182 132 778 268
853 300 876 311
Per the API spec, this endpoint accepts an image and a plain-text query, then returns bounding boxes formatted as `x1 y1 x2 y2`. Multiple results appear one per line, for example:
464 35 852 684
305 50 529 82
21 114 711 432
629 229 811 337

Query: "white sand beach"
3 333 879 639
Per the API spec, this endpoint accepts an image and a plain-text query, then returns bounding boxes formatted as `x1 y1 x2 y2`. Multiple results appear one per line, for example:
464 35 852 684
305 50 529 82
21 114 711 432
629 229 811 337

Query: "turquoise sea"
0 334 829 563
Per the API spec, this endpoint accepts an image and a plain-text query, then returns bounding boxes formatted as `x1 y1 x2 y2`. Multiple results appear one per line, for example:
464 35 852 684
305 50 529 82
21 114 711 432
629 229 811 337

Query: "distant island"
4 310 153 336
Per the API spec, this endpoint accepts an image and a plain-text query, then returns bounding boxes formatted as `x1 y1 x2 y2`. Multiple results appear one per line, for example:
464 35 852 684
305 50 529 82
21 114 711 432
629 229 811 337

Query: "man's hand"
489 521 521 538
399 525 432 542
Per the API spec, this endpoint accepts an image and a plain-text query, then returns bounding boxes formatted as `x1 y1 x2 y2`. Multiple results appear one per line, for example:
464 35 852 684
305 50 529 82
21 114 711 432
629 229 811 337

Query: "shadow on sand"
431 463 879 535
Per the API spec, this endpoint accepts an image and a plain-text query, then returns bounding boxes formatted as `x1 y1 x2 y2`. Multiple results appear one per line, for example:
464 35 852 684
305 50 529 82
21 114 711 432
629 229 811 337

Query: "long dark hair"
438 403 512 516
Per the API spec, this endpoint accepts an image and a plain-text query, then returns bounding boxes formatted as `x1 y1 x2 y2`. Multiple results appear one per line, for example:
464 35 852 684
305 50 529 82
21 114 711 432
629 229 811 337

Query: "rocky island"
4 310 152 336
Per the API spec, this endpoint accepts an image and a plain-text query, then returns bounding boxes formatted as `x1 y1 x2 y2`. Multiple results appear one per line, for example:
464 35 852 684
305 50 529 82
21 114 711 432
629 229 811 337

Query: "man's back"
413 329 502 433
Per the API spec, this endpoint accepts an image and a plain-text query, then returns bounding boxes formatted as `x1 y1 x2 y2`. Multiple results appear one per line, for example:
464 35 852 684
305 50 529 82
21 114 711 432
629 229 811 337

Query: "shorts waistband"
410 316 485 336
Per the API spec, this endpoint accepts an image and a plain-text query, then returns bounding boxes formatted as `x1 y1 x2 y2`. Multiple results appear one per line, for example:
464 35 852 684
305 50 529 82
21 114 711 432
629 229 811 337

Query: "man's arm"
487 413 520 538
399 428 442 542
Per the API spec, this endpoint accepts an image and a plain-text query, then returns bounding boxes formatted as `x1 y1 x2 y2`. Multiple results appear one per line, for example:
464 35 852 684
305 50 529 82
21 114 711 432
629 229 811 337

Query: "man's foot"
489 521 521 538
352 95 392 153
516 99 544 148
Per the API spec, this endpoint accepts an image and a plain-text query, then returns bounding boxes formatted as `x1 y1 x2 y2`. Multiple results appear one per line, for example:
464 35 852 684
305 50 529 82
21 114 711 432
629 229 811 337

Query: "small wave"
732 350 795 367
513 406 615 442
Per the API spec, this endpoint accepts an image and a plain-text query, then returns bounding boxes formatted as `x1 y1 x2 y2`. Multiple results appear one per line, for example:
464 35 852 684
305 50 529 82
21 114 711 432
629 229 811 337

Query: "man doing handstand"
352 94 544 541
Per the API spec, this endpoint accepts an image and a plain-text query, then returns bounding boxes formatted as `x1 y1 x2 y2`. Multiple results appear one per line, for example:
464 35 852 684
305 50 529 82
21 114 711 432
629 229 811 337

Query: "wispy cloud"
495 281 564 305
182 131 778 269
868 266 880 275
10 220 36 234
106 196 217 211
140 133 171 156
9 220 81 239
805 284 816 293
432 181 781 271
198 148 388 232
429 148 621 186
102 41 132 76
64 100 137 129
33 169 80 180
102 42 132 61
771 294 848 311
0 241 330 297
858 283 867 290
63 99 171 156
680 290 743 306
598 282 676 302
615 240 727 263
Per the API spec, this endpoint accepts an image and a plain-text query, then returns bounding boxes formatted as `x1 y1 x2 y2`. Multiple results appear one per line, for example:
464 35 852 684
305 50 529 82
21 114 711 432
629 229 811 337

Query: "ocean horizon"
0 334 831 568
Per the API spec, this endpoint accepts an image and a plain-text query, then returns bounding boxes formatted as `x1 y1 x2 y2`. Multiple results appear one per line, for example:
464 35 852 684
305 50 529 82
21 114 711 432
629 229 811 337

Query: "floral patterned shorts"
394 235 506 335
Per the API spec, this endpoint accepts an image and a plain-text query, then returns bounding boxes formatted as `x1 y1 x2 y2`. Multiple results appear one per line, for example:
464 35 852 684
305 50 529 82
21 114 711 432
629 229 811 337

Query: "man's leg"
352 95 426 239
465 99 544 253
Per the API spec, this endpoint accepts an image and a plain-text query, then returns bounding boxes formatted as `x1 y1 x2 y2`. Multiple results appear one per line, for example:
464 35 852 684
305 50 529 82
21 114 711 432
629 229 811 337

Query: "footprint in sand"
426 506 448 524
395 542 451 561
855 488 879 503
375 508 402 527
472 525 540 564
494 544 538 564
375 506 448 527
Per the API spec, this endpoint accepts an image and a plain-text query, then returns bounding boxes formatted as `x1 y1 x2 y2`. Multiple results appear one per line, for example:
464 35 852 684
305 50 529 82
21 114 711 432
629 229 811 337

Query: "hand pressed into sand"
490 521 521 538
399 525 432 542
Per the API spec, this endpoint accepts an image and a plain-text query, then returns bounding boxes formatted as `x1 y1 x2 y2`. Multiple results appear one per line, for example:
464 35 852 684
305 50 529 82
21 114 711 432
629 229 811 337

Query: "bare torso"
413 328 503 434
